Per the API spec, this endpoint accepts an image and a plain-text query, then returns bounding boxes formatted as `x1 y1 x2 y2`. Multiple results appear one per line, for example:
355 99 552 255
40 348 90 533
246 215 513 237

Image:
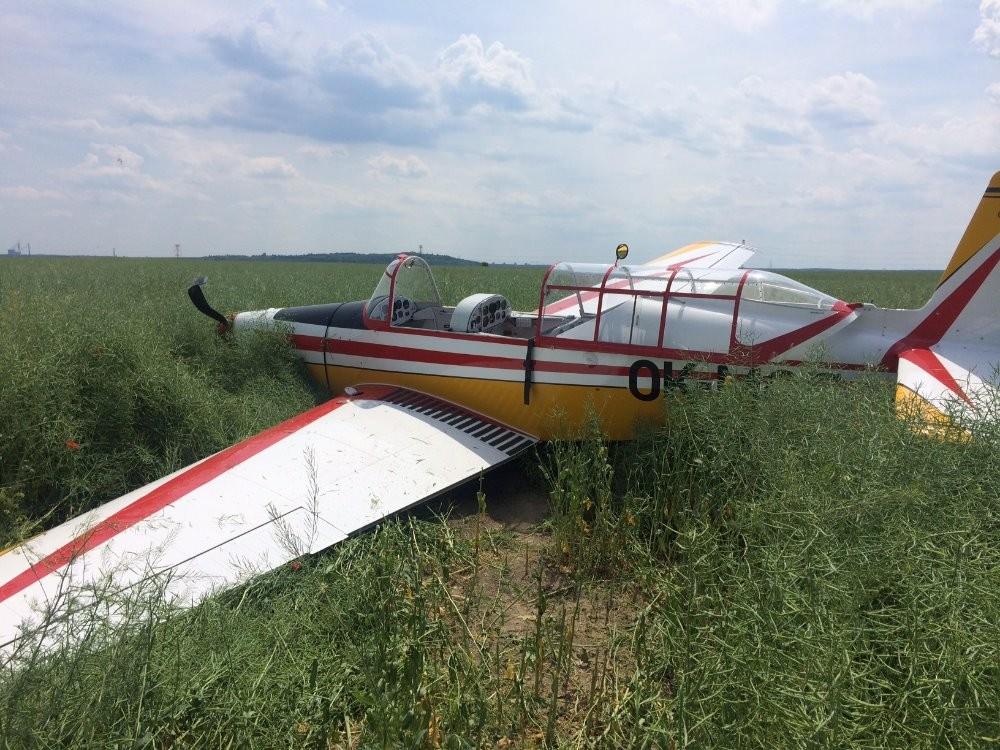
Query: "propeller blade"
186 277 231 331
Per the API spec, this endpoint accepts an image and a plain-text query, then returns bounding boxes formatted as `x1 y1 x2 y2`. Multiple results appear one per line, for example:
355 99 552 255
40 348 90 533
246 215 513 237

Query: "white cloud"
59 143 182 199
2 0 995 266
807 72 882 127
675 0 780 30
0 186 65 201
205 6 295 79
241 156 299 180
813 0 938 19
976 0 1000 57
367 153 428 179
66 144 145 179
437 35 535 112
875 112 1000 159
740 71 883 132
988 82 1000 105
124 20 588 145
298 144 348 159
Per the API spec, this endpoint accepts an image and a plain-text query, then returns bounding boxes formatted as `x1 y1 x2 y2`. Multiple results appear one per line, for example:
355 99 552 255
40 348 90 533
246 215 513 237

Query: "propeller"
187 276 232 333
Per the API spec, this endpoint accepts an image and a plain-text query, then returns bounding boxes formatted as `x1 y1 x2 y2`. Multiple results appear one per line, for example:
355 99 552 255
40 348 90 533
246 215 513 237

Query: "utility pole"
174 243 181 258
418 244 423 256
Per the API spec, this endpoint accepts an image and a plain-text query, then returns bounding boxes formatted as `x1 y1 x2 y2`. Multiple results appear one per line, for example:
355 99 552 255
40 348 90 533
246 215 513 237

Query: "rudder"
892 171 1000 433
936 170 1000 289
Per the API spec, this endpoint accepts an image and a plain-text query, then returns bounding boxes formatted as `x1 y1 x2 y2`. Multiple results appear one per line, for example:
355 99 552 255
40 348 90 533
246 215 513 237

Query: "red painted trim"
0 388 395 605
667 253 713 269
881 246 1000 367
292 334 325 352
329 339 527 371
400 326 527 346
316 309 864 372
728 270 752 352
656 270 678 349
535 263 558 332
592 264 619 343
729 306 855 365
297 323 528 349
899 348 972 404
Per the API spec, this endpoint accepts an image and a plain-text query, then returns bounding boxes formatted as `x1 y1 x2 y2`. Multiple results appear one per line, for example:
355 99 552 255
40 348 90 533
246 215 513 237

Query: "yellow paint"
938 171 1000 286
643 241 714 267
894 384 970 441
306 363 666 440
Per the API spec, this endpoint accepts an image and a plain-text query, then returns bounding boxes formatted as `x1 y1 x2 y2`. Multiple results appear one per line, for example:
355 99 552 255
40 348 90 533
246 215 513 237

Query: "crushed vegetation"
2 259 997 747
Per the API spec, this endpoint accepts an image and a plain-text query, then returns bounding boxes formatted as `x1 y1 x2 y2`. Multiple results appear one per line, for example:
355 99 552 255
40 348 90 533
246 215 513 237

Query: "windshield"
366 255 443 326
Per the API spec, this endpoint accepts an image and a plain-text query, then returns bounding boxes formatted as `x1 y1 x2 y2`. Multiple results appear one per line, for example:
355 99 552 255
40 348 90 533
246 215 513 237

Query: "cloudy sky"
1 1 999 267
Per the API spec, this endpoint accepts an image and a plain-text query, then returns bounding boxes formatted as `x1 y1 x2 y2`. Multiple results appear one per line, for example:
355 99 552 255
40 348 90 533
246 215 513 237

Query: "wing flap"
0 385 537 650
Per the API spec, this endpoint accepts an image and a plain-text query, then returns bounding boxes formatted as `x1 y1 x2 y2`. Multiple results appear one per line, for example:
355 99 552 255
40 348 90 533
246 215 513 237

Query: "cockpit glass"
670 269 742 297
741 271 837 309
539 263 610 333
393 256 442 307
367 255 443 325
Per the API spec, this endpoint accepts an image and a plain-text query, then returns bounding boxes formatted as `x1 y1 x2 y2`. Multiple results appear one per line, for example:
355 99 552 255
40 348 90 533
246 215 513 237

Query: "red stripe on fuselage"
881 246 1000 367
300 324 868 378
899 348 972 404
0 389 391 605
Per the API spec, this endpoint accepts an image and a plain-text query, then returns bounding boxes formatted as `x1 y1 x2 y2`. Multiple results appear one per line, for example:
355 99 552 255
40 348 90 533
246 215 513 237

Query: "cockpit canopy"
537 262 842 347
366 255 443 326
539 263 837 323
363 255 842 349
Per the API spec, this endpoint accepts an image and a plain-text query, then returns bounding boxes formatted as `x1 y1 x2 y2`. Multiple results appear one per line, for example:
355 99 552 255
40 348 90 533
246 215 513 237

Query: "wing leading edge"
0 385 536 651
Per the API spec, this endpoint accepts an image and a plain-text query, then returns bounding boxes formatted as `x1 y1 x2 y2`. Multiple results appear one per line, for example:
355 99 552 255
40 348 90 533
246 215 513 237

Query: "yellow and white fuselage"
238 170 1000 441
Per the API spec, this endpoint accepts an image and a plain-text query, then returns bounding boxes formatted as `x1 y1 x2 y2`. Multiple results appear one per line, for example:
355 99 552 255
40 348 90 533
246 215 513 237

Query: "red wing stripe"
666 252 714 269
900 349 972 405
0 391 387 605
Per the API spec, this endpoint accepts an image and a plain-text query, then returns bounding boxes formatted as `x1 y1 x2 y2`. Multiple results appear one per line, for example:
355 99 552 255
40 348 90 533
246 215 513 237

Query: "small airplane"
1 172 997 652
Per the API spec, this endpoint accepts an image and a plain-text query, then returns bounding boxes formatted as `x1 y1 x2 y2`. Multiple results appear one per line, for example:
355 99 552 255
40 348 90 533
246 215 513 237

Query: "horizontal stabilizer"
0 386 536 652
895 346 999 432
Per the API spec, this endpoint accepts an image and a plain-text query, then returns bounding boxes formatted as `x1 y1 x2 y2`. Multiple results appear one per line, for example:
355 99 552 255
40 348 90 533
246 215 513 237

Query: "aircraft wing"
643 241 755 269
0 385 536 652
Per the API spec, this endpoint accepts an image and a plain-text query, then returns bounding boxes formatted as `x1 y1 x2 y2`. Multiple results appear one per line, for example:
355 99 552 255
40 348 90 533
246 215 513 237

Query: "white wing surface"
642 241 755 269
0 385 536 651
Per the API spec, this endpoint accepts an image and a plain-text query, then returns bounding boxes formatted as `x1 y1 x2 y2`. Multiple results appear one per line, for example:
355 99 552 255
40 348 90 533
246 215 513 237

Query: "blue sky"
1 0 998 267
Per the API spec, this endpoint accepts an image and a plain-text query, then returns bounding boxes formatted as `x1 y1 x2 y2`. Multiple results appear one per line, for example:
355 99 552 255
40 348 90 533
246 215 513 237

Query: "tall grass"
0 258 542 545
637 374 999 747
2 258 995 747
2 371 995 747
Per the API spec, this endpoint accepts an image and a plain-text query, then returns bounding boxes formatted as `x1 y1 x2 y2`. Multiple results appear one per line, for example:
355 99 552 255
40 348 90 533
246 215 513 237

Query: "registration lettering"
627 360 728 400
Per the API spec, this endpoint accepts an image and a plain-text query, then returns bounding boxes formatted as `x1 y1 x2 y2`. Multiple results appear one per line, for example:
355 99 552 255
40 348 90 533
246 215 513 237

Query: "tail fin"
935 170 1000 292
892 171 1000 433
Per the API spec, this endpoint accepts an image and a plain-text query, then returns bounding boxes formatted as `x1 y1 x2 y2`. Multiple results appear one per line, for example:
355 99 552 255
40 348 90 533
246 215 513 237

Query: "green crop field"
0 257 997 748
